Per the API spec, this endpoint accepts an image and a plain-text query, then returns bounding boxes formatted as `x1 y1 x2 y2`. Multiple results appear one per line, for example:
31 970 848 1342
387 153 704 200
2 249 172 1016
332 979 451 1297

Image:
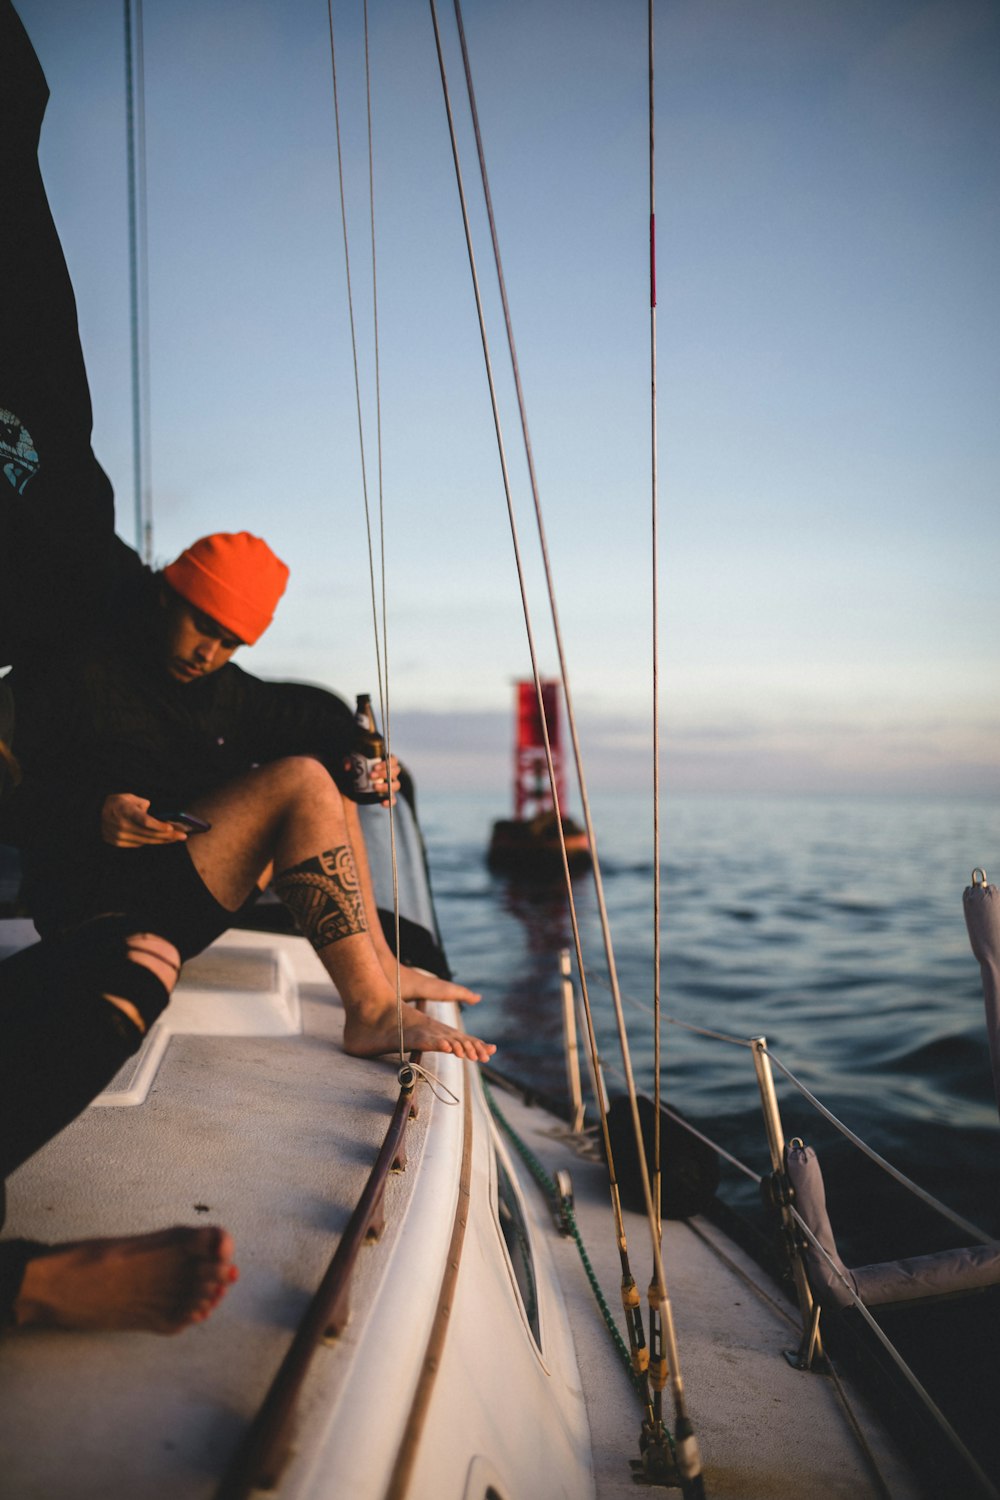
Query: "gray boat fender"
963 870 1000 1122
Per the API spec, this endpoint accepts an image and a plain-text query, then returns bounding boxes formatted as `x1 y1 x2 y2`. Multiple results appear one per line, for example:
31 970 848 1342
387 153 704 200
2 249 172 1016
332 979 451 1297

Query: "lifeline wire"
789 1208 1000 1500
611 982 999 1237
442 2 702 1483
767 1049 996 1245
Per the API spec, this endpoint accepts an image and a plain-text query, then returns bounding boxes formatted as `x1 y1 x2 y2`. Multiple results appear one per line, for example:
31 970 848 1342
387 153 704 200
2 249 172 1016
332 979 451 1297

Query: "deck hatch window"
495 1153 540 1345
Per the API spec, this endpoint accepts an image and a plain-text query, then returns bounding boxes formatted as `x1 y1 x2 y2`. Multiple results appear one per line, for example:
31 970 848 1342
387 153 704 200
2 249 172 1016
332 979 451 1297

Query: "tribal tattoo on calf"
273 846 367 950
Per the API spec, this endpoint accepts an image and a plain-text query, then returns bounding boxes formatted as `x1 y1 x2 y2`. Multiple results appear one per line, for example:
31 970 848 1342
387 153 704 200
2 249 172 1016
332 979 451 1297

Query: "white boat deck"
0 926 922 1500
491 1085 923 1500
0 930 427 1500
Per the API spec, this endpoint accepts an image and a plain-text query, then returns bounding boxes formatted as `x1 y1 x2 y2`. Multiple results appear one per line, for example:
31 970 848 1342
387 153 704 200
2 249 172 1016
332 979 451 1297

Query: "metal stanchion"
559 948 586 1132
751 1035 825 1370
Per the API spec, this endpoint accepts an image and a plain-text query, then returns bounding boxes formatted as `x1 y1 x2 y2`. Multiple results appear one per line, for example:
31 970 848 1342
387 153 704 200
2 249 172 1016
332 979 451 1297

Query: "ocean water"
3 787 996 1265
420 790 1000 1266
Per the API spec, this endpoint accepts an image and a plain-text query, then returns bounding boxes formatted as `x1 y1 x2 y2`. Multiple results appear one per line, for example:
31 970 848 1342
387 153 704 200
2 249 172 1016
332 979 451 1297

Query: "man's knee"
264 755 342 804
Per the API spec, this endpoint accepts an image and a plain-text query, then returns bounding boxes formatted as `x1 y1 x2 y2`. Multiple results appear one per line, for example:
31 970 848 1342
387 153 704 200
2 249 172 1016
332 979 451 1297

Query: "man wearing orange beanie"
10 528 492 1065
162 531 289 644
0 0 238 1339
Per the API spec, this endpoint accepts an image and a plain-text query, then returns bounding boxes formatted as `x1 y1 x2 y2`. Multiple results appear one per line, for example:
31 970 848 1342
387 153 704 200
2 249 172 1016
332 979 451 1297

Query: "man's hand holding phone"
101 793 212 847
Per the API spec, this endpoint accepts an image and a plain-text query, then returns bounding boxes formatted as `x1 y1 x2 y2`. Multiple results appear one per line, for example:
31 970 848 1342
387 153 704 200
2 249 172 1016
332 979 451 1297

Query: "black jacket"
0 1 115 673
8 548 356 906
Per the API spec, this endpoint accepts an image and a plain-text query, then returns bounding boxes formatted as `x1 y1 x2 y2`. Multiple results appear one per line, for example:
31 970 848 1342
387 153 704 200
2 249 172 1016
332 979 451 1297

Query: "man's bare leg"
7 934 238 1334
340 799 482 1007
102 930 181 1036
183 759 494 1062
12 1227 237 1334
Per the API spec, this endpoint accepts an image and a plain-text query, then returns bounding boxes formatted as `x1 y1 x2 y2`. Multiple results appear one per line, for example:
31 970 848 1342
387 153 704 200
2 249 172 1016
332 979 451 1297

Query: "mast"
123 0 153 563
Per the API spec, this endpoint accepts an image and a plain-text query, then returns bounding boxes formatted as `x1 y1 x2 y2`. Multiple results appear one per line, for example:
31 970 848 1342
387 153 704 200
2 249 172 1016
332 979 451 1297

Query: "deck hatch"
94 942 301 1106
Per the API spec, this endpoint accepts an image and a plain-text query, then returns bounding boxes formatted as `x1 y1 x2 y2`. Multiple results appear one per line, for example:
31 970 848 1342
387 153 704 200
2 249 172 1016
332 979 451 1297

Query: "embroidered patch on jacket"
0 408 40 495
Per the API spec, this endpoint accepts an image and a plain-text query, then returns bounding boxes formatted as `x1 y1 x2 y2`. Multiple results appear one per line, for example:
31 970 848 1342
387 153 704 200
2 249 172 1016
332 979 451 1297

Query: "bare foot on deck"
392 963 481 1007
12 1227 238 1335
343 1000 495 1062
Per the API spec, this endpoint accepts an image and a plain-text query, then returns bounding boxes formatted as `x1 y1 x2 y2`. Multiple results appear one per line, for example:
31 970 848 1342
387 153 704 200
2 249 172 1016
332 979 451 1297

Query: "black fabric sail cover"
0 0 115 672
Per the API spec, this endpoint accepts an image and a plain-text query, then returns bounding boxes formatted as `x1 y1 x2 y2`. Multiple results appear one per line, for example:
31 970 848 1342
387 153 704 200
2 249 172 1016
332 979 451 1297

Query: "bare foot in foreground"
13 1227 238 1334
392 963 481 1006
343 1001 495 1062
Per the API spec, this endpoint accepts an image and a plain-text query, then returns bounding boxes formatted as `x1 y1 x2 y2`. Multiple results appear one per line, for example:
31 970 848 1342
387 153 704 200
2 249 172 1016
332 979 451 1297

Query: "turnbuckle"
647 1282 669 1392
622 1273 649 1376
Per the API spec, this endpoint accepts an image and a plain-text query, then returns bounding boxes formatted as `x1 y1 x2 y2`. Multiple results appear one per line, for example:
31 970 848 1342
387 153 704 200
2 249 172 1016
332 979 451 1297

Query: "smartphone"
149 806 212 834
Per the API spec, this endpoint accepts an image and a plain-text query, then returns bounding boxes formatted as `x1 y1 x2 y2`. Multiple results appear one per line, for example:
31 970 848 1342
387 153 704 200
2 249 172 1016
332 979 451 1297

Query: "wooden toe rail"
215 1061 420 1500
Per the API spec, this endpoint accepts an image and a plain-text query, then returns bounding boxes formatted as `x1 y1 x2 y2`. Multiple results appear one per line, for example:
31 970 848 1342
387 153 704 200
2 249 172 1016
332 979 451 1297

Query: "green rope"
483 1080 647 1401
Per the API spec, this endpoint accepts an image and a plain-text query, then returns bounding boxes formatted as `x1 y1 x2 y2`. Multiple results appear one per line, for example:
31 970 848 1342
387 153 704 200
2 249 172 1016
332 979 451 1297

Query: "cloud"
391 704 1000 798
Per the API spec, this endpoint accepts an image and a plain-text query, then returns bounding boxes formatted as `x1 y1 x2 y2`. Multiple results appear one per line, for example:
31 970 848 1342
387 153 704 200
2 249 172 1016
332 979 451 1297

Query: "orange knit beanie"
162 532 289 645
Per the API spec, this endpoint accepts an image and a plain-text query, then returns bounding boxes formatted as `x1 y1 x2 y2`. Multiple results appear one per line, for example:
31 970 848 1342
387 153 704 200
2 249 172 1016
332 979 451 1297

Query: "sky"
12 0 1000 798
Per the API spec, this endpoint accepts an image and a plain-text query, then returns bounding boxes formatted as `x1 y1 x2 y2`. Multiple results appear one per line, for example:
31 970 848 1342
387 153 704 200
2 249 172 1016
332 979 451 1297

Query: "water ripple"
423 790 1000 1240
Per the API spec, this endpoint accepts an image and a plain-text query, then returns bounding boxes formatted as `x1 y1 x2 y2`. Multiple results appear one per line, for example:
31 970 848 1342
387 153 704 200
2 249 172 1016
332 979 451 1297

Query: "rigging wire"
325 3 383 709
123 0 153 563
438 0 617 1213
361 0 405 1063
326 0 405 1064
427 0 651 1388
430 0 625 1276
649 0 662 1234
647 0 668 1433
441 0 703 1487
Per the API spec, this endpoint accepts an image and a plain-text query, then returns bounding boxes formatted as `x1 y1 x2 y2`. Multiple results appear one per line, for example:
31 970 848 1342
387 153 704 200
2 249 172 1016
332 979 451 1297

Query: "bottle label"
349 750 381 799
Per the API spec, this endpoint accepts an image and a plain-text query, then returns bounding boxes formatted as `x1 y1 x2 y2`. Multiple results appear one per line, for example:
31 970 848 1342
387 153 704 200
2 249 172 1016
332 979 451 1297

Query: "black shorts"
30 842 258 963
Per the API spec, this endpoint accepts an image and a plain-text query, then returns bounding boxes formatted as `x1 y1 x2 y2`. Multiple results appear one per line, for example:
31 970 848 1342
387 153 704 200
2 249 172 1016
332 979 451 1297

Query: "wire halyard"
326 0 406 1068
649 0 662 1250
432 0 646 1380
437 1 705 1489
363 3 405 1070
645 0 676 1478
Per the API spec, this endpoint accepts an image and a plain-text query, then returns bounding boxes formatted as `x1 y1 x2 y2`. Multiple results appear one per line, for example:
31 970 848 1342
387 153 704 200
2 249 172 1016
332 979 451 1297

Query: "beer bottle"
349 692 386 804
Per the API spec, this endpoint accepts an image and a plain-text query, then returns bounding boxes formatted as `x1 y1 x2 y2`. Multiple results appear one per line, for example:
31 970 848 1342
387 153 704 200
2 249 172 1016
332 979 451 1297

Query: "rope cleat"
553 1168 574 1235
